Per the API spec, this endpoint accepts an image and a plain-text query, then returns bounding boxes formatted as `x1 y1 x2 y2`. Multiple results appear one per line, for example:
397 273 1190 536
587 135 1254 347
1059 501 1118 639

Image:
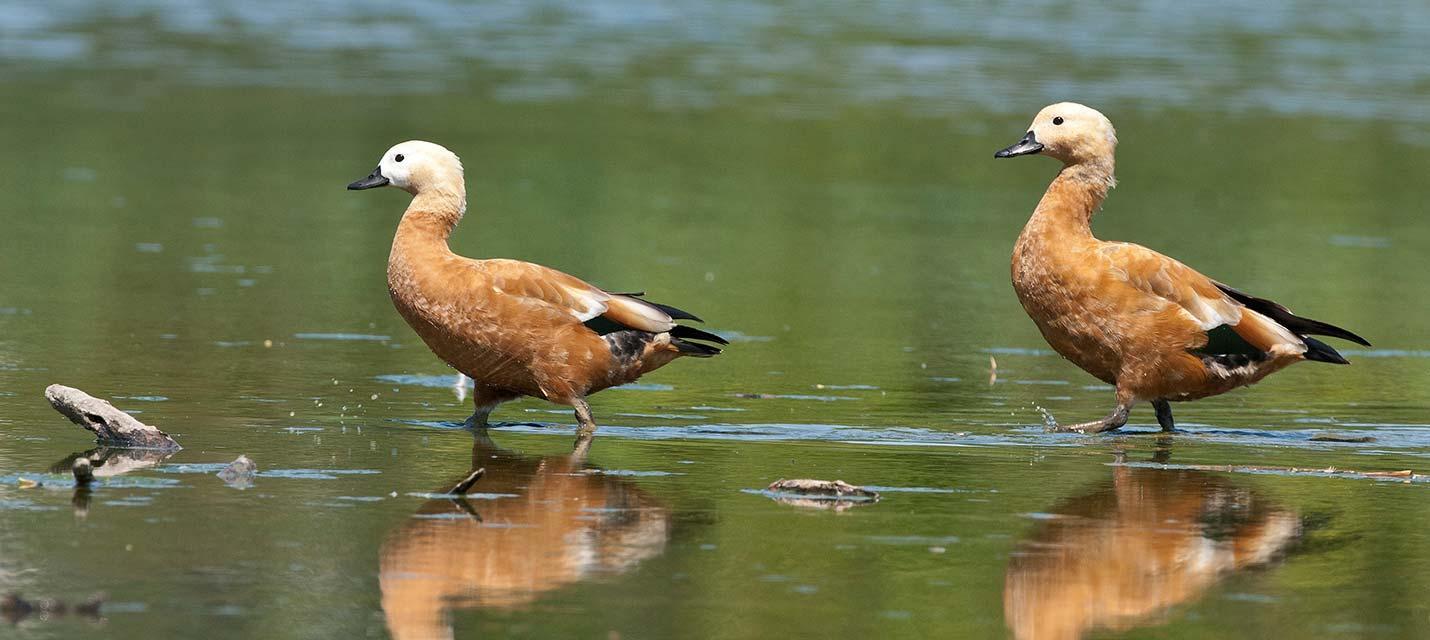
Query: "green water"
2 3 1430 639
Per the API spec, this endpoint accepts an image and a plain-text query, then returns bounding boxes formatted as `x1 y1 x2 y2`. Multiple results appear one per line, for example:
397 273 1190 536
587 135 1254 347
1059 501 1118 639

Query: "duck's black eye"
1052 116 1064 125
395 154 405 162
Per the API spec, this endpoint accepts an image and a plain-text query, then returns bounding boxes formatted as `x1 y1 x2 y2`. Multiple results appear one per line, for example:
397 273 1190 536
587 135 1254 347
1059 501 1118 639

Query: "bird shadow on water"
377 428 669 640
1005 447 1310 640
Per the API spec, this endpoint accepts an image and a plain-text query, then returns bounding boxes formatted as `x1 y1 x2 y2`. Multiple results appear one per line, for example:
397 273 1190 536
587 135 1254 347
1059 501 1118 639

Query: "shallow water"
2 2 1429 638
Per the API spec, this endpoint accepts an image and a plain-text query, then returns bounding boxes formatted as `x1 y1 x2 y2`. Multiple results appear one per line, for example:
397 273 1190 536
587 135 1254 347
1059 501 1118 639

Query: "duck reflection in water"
1004 458 1300 640
379 431 669 640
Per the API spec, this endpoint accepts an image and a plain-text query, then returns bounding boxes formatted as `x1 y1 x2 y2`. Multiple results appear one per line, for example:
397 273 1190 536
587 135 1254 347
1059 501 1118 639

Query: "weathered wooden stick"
44 384 181 450
449 467 486 495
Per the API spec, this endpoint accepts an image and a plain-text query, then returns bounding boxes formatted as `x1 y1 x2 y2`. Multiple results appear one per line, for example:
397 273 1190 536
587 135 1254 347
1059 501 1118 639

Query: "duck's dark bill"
347 168 389 190
994 131 1044 158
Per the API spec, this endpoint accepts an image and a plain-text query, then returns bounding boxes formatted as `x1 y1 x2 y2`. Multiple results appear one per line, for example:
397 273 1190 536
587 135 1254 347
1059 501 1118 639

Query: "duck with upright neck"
995 103 1368 433
348 141 726 439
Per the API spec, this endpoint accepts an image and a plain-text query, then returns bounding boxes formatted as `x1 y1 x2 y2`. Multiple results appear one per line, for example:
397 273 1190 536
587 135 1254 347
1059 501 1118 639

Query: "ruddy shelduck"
995 103 1369 433
348 141 725 437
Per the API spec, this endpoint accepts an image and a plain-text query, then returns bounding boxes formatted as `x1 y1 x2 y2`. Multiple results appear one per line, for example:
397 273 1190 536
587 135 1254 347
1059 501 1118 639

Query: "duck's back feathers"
474 259 723 362
1098 242 1246 331
480 259 617 323
480 259 676 333
1099 242 1368 370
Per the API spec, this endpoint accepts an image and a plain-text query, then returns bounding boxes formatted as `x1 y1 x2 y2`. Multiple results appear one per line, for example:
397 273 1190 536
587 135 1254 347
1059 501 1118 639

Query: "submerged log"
44 384 181 450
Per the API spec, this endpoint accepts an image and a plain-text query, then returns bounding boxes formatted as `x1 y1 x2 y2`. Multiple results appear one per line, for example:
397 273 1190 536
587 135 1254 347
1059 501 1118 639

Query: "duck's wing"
1211 281 1369 363
1096 242 1305 356
475 259 679 334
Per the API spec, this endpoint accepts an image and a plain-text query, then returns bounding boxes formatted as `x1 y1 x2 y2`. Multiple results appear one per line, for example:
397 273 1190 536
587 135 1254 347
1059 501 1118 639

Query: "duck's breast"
1012 237 1124 383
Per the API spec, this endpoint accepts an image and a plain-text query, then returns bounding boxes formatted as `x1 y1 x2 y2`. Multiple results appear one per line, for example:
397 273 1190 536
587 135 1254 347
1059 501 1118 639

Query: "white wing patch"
1244 308 1306 353
563 284 610 322
1181 294 1241 330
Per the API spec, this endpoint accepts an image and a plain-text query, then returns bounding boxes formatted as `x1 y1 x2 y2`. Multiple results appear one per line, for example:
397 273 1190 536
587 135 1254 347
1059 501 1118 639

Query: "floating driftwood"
767 478 880 499
448 467 486 495
217 455 257 487
759 478 881 511
45 384 181 450
1308 433 1376 443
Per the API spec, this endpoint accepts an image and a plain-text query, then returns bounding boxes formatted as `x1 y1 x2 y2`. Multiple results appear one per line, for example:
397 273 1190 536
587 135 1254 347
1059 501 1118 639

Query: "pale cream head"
348 139 465 198
995 102 1118 167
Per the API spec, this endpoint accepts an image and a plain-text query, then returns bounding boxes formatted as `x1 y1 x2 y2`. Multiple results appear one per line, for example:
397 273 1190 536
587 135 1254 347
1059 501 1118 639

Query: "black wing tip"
648 301 703 323
1339 329 1372 348
672 338 722 357
1299 320 1371 347
1214 281 1370 347
670 324 729 346
1303 336 1351 365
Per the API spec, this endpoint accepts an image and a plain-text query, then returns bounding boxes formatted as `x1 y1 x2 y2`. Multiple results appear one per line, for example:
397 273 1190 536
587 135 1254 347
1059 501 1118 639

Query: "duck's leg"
465 385 517 429
1050 387 1136 434
571 397 598 458
1051 403 1130 434
1152 399 1175 432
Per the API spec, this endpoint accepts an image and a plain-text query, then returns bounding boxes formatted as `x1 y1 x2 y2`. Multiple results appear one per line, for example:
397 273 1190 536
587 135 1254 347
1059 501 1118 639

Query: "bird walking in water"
348 140 725 441
994 103 1369 433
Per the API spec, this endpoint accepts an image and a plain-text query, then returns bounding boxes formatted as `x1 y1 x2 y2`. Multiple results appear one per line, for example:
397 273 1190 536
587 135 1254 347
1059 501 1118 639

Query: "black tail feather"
1302 336 1350 365
670 324 729 346
672 338 721 357
1214 282 1370 346
647 301 703 323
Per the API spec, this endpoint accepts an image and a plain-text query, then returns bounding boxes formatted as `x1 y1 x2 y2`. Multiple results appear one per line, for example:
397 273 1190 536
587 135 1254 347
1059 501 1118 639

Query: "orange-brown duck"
995 103 1369 433
348 141 725 437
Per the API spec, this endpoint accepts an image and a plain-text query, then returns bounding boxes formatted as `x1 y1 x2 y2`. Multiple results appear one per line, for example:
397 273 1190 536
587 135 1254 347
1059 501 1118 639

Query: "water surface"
2 2 1429 638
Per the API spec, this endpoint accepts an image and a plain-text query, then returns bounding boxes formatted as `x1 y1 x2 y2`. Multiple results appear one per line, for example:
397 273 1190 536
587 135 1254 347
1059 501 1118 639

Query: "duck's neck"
1023 159 1115 240
394 187 467 247
389 187 468 293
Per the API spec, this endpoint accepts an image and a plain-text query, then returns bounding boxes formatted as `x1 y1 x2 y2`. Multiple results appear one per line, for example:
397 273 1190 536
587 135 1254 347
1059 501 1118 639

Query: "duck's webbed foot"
1050 403 1130 434
1152 399 1176 432
571 397 598 458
